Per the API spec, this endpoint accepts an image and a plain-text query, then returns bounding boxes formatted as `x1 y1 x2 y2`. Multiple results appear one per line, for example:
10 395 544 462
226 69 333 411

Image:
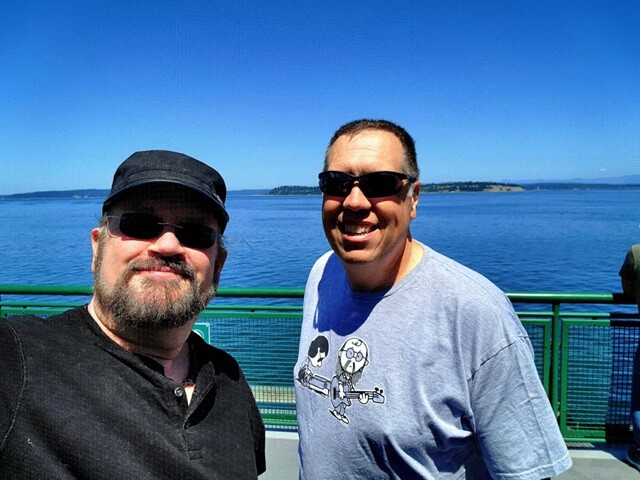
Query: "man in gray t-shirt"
294 119 572 479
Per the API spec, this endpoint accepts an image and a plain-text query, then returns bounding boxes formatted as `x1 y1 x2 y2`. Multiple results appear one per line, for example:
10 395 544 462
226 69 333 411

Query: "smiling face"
322 129 420 289
91 184 226 330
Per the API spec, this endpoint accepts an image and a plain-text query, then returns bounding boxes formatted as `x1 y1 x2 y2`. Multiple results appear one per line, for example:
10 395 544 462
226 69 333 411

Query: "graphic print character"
297 335 330 396
330 338 369 424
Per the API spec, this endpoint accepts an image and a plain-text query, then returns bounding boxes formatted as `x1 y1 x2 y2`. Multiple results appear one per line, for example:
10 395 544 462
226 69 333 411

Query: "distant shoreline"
266 182 640 196
2 182 640 200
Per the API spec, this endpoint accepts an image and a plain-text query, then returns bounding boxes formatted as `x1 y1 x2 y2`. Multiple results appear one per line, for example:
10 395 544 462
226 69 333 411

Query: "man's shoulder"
423 246 502 292
418 246 516 315
1 314 48 337
1 307 88 338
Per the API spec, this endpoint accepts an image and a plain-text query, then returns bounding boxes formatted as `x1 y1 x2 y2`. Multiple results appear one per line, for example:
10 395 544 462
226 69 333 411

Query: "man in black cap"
0 151 266 479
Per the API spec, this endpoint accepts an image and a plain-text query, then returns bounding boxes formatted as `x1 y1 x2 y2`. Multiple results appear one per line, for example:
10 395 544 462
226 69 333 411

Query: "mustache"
126 257 196 281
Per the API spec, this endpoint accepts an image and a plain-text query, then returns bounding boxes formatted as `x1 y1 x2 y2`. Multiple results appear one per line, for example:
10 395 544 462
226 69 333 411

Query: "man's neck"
344 239 423 292
87 299 193 382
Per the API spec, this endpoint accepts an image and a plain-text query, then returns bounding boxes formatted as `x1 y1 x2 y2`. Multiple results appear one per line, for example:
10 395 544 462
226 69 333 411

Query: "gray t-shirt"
294 243 571 479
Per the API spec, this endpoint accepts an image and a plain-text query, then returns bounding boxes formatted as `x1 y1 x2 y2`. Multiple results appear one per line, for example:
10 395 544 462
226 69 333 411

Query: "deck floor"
556 443 640 479
260 433 640 479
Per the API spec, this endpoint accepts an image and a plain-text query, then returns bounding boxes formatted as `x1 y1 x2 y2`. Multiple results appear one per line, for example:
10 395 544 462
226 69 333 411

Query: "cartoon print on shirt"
297 335 331 396
297 336 385 425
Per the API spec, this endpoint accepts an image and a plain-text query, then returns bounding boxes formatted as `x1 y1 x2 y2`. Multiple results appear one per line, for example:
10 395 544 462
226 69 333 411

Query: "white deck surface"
556 443 640 479
260 432 640 479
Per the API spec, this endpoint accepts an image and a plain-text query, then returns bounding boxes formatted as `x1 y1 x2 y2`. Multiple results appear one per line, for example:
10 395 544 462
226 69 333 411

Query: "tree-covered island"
2 181 639 200
268 182 524 195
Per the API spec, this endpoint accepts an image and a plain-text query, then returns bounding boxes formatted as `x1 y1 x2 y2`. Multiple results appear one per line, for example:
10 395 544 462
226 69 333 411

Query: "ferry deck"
259 434 640 479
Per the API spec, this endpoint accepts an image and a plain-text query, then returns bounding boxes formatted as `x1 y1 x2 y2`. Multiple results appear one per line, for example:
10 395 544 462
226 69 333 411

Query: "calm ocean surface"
1 189 638 295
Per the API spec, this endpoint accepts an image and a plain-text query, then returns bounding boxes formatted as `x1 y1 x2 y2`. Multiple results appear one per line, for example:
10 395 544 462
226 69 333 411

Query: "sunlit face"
91 185 226 329
322 129 419 271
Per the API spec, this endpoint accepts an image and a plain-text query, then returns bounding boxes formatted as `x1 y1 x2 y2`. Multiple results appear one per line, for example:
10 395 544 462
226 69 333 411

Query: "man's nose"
147 226 186 255
342 184 372 210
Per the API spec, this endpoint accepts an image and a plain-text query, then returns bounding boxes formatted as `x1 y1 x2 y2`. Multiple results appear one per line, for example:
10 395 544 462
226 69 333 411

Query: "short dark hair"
307 335 329 358
324 119 419 178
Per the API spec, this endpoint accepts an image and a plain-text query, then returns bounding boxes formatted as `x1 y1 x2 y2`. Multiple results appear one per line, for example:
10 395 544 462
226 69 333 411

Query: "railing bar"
550 302 561 418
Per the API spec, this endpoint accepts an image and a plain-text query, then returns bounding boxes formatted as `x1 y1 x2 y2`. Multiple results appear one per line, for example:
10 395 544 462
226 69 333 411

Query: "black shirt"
0 307 266 479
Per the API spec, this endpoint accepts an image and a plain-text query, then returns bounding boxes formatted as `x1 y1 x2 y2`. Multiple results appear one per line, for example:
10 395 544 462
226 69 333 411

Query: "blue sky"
1 1 639 194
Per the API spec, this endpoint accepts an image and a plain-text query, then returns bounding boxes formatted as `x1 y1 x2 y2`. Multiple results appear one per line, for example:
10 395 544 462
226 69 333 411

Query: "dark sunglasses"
106 212 217 249
318 171 417 198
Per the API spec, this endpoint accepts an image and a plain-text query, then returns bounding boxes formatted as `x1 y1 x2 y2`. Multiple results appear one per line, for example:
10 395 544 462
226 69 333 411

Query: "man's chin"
339 255 376 267
127 318 189 330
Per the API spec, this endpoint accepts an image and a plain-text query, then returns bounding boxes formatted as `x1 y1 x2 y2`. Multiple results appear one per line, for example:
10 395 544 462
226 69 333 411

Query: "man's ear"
90 228 101 272
410 181 420 219
212 247 228 288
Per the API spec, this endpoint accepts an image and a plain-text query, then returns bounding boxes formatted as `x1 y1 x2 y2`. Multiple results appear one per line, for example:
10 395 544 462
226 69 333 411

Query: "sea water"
1 189 638 293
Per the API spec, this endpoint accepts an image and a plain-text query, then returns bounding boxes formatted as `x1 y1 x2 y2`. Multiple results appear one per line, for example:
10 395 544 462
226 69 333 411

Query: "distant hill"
228 189 270 196
0 188 270 200
3 178 640 200
269 182 525 195
521 182 640 191
0 189 110 200
421 182 524 193
511 174 640 185
267 181 640 195
268 186 321 195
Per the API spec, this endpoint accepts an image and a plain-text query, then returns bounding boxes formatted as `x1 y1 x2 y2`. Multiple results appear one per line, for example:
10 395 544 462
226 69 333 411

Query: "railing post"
550 302 561 418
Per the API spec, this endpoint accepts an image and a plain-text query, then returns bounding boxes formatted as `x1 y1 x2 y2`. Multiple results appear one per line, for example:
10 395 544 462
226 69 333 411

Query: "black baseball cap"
103 150 229 232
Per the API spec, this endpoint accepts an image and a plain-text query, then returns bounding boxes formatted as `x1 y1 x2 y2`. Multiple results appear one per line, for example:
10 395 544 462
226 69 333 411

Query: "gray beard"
93 248 214 329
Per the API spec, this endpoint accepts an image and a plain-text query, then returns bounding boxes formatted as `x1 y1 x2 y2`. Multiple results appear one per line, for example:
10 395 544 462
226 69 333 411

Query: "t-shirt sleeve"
0 320 26 450
469 337 572 480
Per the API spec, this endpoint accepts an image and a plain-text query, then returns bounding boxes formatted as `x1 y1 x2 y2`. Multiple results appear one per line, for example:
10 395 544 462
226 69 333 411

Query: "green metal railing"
1 285 638 440
509 291 639 442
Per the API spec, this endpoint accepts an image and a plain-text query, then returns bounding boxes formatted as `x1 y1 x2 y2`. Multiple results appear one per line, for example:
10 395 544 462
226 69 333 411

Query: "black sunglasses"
318 171 417 198
106 212 217 249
